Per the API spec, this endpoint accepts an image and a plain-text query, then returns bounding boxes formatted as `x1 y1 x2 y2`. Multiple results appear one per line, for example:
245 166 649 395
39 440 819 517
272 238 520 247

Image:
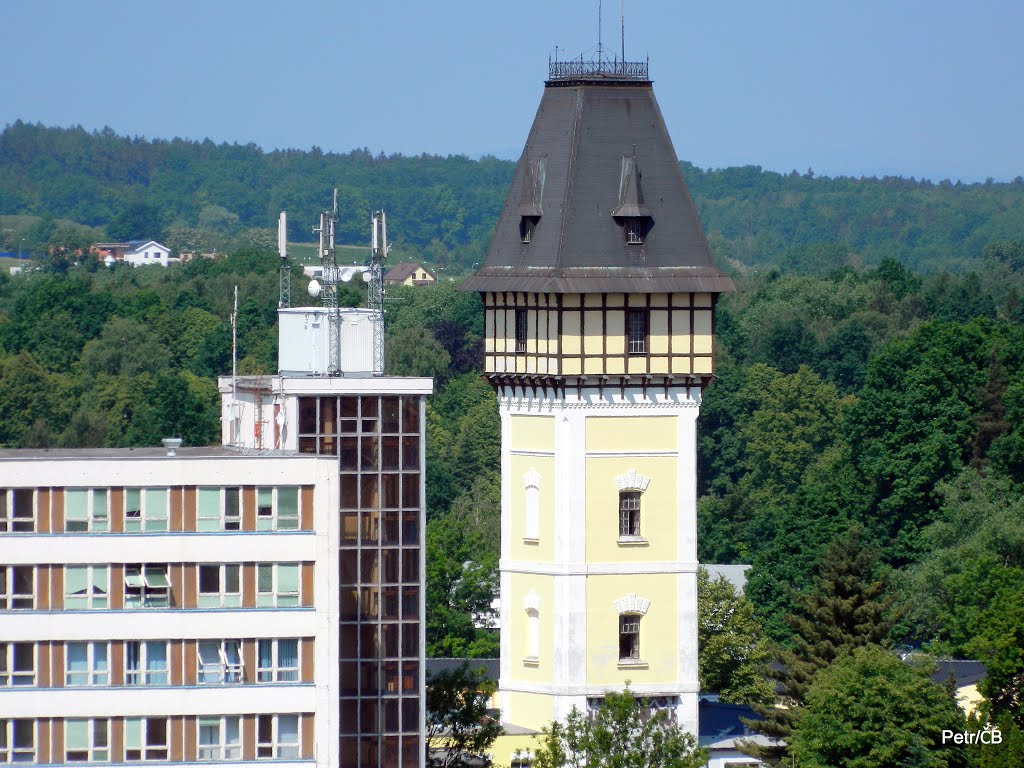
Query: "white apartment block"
0 449 339 767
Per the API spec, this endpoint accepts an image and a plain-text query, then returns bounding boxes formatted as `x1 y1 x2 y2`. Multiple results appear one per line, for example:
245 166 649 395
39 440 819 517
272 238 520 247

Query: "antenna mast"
278 211 290 308
621 0 625 66
312 189 342 375
369 211 387 376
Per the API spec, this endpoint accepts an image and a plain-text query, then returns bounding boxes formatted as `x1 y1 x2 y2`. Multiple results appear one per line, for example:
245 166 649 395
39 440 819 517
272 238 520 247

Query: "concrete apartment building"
1 297 431 768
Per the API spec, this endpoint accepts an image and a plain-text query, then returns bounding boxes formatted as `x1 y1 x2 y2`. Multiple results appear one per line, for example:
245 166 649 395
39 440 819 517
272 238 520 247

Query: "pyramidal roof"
463 63 735 295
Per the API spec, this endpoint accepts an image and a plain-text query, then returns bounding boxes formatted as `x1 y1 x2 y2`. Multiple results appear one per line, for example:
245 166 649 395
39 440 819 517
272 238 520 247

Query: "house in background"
92 240 172 267
383 263 435 286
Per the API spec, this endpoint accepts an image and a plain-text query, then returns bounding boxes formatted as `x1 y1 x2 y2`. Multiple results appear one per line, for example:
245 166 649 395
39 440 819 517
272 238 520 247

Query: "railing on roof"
548 57 649 81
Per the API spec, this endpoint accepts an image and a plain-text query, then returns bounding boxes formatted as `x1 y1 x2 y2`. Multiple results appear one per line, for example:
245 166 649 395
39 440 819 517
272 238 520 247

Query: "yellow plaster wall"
585 416 677 452
606 312 625 355
650 310 669 354
562 312 581 354
693 310 713 354
585 573 680 686
584 455 679 562
510 416 555 450
510 453 556 563
498 696 553 744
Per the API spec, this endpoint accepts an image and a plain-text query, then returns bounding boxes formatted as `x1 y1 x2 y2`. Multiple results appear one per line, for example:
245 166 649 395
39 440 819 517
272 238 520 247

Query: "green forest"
2 122 1024 763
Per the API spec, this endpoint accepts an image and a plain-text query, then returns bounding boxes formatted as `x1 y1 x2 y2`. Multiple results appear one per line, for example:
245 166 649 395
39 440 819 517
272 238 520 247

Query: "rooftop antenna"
598 0 602 62
278 211 290 308
621 0 625 66
311 189 342 375
230 284 238 445
368 211 388 376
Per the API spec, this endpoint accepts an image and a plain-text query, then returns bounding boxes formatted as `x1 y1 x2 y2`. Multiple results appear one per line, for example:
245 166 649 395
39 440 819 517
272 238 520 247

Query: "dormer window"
520 216 539 244
624 218 646 245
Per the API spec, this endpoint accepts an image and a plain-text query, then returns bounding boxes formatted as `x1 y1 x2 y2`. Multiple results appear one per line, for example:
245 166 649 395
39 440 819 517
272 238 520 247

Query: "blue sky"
3 0 1021 182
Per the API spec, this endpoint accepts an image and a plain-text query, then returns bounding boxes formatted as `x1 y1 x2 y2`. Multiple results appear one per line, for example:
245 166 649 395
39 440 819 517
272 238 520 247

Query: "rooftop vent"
162 438 182 457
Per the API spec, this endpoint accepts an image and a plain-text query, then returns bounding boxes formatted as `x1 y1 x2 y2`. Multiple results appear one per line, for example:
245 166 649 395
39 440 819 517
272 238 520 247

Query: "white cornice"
501 560 699 575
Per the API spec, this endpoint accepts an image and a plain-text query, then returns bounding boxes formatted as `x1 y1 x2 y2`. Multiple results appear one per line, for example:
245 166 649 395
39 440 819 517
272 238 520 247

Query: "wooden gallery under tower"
463 57 734 744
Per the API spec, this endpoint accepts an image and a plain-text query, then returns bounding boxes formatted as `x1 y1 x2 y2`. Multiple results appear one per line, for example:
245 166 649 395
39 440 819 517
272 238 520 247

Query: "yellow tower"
463 58 734 749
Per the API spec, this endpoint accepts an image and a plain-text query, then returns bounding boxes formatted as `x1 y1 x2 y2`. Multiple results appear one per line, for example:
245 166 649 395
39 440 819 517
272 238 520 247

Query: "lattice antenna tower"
369 211 388 376
278 211 290 308
311 189 342 375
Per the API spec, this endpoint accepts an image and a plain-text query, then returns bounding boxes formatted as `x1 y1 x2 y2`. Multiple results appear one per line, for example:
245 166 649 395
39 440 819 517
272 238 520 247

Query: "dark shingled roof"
462 79 734 295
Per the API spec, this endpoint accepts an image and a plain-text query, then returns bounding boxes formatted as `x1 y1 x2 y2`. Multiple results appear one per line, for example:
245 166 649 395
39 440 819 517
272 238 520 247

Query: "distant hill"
2 121 1022 273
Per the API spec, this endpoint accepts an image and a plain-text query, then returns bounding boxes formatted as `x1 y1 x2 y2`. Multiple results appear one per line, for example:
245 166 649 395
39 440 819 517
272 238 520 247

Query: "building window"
197 640 244 684
256 487 300 531
627 309 647 354
0 720 35 763
0 490 34 533
197 488 241 532
256 563 300 607
197 716 241 761
619 614 641 661
257 639 300 682
515 309 528 353
0 566 34 610
123 489 169 533
618 491 641 537
66 642 108 686
623 217 648 245
198 564 241 608
256 714 300 759
125 641 168 685
64 489 109 532
0 643 35 686
520 216 539 244
124 718 168 761
525 609 540 663
65 719 109 762
124 565 171 608
65 565 109 609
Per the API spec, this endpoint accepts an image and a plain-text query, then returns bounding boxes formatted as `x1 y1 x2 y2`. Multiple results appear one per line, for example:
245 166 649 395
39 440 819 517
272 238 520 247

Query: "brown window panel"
300 486 314 530
301 714 314 759
51 643 64 688
301 638 314 683
53 718 65 763
242 715 256 761
181 716 195 762
110 488 124 533
37 720 51 765
110 565 124 610
47 488 59 533
184 563 197 610
169 488 184 532
301 563 314 607
169 717 184 763
183 487 198 532
110 717 124 763
169 565 184 609
242 640 257 685
183 640 197 686
49 566 62 610
242 487 256 531
111 642 124 686
37 566 50 610
37 489 51 533
242 564 256 608
170 641 185 686
35 642 50 688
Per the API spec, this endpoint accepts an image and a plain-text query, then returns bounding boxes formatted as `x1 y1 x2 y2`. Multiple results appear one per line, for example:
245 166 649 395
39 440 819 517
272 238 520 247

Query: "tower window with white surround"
257 714 300 759
65 565 109 609
124 641 168 685
619 614 641 661
197 640 244 684
123 488 168 533
1 566 35 609
198 564 241 608
618 491 641 537
124 565 171 608
523 470 541 541
64 489 109 532
0 489 34 533
257 638 300 682
66 642 109 686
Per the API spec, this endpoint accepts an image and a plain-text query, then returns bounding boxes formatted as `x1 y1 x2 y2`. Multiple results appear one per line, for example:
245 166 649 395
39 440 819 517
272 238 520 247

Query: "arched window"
523 469 541 541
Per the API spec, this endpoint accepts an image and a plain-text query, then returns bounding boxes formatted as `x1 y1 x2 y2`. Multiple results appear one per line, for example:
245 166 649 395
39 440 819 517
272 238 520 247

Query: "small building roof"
425 657 499 682
384 262 433 282
698 698 777 749
930 660 987 689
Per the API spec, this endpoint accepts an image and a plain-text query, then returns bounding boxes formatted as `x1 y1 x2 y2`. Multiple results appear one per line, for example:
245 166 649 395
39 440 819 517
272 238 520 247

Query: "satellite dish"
307 280 321 298
362 271 372 283
340 268 354 283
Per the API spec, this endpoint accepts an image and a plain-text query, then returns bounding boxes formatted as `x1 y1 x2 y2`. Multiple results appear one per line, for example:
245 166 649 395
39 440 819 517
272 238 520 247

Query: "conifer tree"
742 527 900 764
